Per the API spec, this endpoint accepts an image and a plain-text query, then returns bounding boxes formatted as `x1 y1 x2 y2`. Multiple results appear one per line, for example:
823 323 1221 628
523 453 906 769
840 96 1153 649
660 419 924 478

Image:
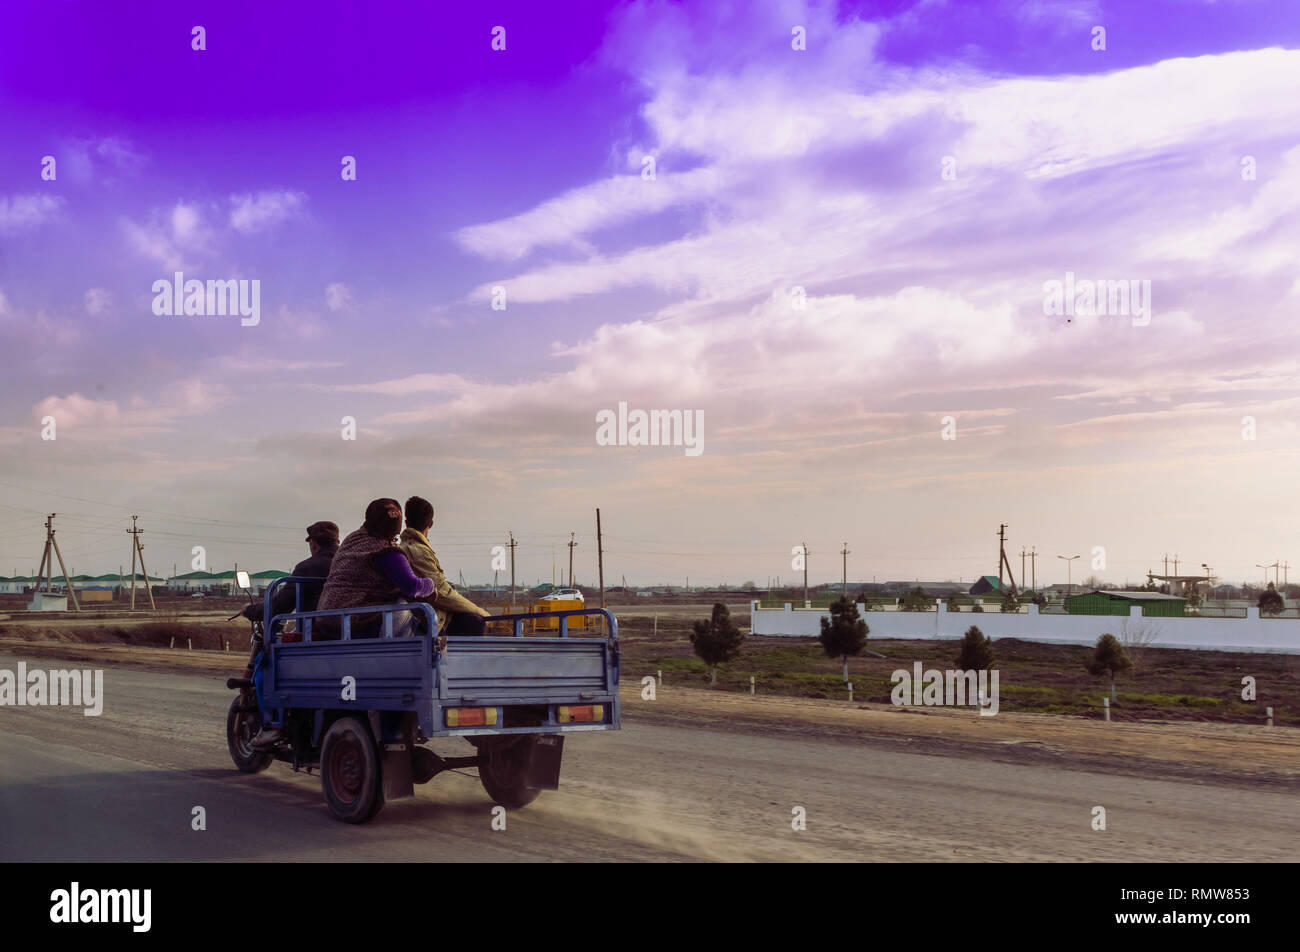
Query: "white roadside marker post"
1266 706 1274 728
1103 697 1110 722
657 669 662 687
848 682 853 703
169 636 175 649
187 638 192 650
750 675 755 696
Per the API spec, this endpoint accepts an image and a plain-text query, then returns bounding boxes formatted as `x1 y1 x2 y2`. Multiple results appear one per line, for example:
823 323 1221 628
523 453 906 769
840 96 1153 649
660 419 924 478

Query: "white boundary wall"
749 601 1300 655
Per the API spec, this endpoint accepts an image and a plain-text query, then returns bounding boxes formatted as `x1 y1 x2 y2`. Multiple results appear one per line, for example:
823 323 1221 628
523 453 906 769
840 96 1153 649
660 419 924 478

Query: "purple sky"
2 0 1300 588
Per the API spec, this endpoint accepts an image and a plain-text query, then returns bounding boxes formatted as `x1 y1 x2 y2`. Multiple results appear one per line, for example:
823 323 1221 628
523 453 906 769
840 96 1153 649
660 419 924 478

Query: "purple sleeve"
373 550 435 599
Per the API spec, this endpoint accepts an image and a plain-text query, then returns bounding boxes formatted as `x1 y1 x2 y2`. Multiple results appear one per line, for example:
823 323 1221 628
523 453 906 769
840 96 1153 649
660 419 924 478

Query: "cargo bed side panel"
439 637 613 703
268 638 433 731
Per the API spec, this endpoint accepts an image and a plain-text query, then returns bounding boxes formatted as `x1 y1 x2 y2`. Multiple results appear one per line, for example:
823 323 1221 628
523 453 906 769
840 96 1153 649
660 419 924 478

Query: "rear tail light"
557 704 603 724
445 707 498 727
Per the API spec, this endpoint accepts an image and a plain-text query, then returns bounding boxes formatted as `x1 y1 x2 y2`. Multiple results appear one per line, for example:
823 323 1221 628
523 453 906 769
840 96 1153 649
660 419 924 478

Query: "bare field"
616 614 1300 726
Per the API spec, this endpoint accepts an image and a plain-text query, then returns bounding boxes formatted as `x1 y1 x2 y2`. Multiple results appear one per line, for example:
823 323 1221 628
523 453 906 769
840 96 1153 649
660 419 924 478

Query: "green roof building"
969 575 1008 596
1065 589 1187 617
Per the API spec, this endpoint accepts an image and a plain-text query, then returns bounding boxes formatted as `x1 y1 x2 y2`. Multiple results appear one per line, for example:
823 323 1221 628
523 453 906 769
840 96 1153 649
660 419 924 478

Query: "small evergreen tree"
1086 633 1132 701
1000 591 1021 613
901 586 932 611
690 603 745 685
955 625 994 669
1258 582 1284 616
818 598 869 681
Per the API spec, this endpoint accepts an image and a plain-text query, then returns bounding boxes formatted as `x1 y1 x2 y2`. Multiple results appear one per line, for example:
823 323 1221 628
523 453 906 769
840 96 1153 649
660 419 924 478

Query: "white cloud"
454 166 727 260
339 283 1034 440
123 218 183 271
229 190 306 233
457 46 1300 312
32 393 122 428
62 136 147 185
325 282 352 311
30 377 229 435
0 194 63 233
92 136 146 171
84 288 112 315
335 372 475 397
121 201 211 271
172 203 202 243
271 304 325 341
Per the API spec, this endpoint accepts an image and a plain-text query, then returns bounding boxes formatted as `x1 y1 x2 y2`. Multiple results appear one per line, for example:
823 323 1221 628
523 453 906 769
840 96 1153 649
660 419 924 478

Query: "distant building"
869 581 965 597
170 571 224 593
250 570 290 593
1147 573 1210 598
969 575 1009 596
1065 589 1187 617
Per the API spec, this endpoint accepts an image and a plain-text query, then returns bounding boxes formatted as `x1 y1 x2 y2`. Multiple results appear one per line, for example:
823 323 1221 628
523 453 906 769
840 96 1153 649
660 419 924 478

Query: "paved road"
1 652 1296 861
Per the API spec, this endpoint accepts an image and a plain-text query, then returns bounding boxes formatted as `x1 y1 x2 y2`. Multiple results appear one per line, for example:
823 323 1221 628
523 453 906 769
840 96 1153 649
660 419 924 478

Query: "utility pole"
998 525 1006 589
1283 561 1290 587
36 514 81 611
1020 546 1027 591
841 542 849 600
1163 553 1169 576
997 524 1017 594
126 516 156 611
1173 554 1179 575
507 531 517 608
568 532 577 589
802 541 810 603
595 509 606 631
1030 547 1037 590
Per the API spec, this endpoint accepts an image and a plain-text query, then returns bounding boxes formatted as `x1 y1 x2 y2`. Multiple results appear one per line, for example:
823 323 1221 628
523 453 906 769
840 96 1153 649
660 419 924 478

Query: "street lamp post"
1058 555 1080 601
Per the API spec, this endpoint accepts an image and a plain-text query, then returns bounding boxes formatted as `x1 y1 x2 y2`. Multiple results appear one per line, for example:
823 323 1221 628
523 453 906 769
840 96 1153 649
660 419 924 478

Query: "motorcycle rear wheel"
226 695 274 773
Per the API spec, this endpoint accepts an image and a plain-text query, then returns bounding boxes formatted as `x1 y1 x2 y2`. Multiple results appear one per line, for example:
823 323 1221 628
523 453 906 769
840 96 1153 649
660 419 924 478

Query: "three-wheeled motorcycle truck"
226 575 620 823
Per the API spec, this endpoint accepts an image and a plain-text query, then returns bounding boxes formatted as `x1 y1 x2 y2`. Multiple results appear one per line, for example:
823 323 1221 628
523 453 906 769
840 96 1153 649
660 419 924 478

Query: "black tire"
226 695 273 773
320 717 385 823
478 738 542 809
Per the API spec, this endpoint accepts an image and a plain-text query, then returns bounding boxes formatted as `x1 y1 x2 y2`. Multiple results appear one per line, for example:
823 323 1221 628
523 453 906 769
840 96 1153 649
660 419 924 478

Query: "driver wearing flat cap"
241 521 340 622
243 521 341 748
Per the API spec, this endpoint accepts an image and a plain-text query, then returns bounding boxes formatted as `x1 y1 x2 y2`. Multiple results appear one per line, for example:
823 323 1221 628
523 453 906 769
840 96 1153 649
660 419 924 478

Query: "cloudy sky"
1 0 1299 589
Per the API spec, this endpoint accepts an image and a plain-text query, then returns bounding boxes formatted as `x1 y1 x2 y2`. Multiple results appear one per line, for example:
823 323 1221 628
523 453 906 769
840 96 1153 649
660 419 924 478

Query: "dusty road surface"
1 646 1298 862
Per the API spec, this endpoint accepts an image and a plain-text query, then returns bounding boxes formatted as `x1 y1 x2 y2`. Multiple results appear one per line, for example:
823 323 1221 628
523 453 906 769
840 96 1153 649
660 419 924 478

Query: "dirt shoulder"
624 681 1300 792
4 635 1297 793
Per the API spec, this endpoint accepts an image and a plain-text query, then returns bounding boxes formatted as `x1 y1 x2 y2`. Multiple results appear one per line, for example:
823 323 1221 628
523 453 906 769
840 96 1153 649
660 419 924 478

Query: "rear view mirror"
236 570 251 590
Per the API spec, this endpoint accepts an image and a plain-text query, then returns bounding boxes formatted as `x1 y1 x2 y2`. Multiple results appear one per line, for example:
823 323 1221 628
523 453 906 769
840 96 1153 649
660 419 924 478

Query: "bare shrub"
1119 617 1162 675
